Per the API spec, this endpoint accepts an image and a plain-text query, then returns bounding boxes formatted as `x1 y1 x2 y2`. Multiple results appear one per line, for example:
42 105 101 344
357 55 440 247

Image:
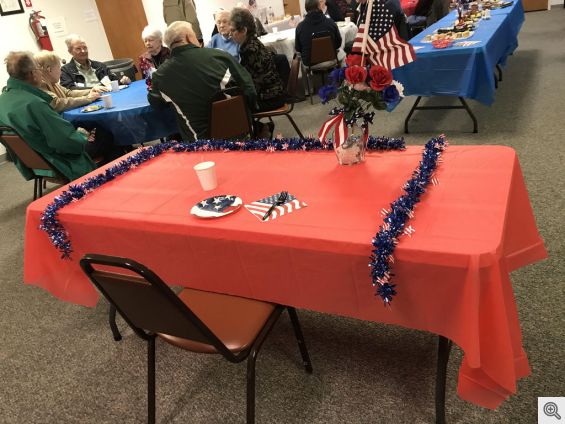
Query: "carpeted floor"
0 8 563 423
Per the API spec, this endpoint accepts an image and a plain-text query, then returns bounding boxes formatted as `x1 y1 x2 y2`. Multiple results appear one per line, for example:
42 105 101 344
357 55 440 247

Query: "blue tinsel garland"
369 135 448 305
39 134 448 306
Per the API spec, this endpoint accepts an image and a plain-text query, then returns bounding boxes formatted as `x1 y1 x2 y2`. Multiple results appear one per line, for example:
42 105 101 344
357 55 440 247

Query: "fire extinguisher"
29 10 53 51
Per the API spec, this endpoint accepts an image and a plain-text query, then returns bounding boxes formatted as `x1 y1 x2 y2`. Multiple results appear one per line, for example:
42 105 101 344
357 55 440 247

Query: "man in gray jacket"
148 21 256 142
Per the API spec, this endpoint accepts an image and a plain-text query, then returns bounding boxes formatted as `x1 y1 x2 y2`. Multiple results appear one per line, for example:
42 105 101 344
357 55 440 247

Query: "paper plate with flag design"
190 195 242 219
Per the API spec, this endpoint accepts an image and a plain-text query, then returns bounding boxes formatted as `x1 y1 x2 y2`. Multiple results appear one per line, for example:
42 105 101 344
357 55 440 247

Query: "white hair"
215 9 230 20
141 25 163 41
163 21 194 48
64 33 85 51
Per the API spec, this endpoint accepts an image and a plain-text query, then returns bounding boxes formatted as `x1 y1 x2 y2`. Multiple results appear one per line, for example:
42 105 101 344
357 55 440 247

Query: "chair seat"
158 288 277 354
252 104 290 118
310 60 338 71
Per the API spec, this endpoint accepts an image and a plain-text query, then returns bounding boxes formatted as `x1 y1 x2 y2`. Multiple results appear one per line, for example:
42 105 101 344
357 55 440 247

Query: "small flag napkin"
245 192 307 222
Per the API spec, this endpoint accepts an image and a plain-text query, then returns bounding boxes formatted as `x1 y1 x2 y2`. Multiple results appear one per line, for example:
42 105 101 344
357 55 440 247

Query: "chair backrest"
286 57 302 101
79 254 234 358
0 126 59 174
209 94 252 140
309 34 337 66
273 53 290 89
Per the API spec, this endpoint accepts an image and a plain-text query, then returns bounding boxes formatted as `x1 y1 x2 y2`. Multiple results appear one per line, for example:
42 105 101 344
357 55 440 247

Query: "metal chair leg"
496 64 503 82
494 74 498 89
33 178 39 200
287 307 313 373
285 114 305 139
109 304 122 341
435 335 452 424
148 336 156 424
38 177 44 198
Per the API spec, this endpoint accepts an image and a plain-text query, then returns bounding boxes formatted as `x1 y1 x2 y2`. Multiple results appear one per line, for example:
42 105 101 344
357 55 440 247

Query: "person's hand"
77 127 90 136
119 76 131 85
92 84 110 93
87 89 101 101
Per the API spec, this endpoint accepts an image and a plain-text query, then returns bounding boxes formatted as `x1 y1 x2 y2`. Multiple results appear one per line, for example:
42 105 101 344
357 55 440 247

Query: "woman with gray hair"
139 25 171 79
35 50 101 112
230 8 284 107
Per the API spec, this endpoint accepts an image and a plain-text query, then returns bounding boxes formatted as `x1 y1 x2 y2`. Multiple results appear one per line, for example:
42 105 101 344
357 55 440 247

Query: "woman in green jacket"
0 51 96 182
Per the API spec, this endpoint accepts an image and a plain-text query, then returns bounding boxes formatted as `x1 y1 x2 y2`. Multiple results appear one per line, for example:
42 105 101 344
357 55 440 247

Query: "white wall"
0 0 113 156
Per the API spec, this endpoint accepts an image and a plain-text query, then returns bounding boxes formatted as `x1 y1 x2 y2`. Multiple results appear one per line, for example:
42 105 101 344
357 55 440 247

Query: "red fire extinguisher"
29 10 53 51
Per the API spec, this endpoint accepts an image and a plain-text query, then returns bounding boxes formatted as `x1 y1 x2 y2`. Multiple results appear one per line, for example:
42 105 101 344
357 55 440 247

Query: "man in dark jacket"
60 34 131 89
148 21 256 142
296 0 343 66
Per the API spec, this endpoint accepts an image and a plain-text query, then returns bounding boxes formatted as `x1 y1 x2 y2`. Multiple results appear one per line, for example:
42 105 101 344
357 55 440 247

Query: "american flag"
191 195 242 218
352 0 415 70
245 192 307 222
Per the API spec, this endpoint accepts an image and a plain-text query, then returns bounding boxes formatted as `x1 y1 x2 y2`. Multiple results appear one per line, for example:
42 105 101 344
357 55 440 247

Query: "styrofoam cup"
194 161 217 191
110 80 119 92
345 17 351 23
272 26 278 33
101 94 113 108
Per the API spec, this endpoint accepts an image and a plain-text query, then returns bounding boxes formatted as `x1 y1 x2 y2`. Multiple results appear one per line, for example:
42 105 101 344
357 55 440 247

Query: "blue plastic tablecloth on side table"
63 80 179 146
393 0 524 105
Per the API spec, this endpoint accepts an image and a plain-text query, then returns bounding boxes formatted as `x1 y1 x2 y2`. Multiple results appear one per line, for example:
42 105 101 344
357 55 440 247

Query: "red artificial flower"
345 54 363 67
345 65 368 85
369 65 393 91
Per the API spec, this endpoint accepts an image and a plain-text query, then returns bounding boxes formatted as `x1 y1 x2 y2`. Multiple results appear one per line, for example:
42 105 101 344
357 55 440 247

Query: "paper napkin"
245 192 307 222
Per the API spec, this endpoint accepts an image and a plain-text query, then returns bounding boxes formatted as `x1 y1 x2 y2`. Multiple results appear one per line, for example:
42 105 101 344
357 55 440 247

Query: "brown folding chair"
304 34 339 104
79 254 313 424
0 126 68 200
209 94 252 140
252 56 305 139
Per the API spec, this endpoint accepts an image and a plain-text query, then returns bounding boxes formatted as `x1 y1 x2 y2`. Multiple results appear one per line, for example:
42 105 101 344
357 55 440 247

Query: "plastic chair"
252 56 305 139
209 94 253 140
0 126 68 200
79 254 313 424
304 34 339 104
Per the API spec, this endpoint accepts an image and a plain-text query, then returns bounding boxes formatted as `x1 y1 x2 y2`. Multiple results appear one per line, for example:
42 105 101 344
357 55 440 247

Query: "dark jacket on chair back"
295 10 342 66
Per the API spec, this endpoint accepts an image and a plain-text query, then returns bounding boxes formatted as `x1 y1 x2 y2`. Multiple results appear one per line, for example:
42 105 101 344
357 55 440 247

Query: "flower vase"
334 124 367 165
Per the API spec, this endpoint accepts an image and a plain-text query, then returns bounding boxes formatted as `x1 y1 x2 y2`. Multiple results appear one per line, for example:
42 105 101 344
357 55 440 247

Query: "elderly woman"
34 50 101 113
230 7 284 113
139 26 171 79
207 10 239 59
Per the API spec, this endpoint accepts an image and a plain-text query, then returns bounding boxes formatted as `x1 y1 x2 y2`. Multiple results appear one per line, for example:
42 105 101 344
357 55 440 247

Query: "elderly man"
148 21 256 142
60 34 131 89
0 51 95 181
295 0 342 66
207 10 240 59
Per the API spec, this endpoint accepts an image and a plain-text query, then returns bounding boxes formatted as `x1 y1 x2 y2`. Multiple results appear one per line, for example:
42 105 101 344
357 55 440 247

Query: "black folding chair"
80 254 313 424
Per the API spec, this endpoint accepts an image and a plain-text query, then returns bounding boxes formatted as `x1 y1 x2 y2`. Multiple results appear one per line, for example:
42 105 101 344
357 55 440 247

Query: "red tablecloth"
24 146 546 409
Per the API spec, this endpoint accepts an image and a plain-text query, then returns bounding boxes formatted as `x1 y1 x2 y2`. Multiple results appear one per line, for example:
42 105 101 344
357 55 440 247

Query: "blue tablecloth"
63 80 179 146
393 0 524 105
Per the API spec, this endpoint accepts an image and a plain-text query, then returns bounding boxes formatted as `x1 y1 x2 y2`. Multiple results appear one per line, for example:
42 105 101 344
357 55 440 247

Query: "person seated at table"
230 8 285 114
148 21 256 142
0 51 96 181
60 34 131 90
320 0 344 21
139 26 171 79
35 51 101 112
207 10 240 59
296 0 342 66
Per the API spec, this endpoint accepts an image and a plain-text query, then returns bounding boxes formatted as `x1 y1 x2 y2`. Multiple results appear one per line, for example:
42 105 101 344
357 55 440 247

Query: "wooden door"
284 0 302 16
95 0 148 80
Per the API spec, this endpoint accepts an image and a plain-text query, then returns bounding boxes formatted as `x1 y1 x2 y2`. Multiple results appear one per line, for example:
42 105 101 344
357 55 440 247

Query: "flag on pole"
352 0 416 70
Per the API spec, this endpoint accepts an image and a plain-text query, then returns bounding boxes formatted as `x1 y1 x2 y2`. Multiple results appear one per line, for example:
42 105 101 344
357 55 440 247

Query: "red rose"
369 65 393 91
345 54 363 67
345 65 368 84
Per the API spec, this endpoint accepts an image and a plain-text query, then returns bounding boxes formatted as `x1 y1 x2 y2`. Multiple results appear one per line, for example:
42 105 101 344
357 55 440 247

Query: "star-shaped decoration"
213 197 223 204
200 200 208 207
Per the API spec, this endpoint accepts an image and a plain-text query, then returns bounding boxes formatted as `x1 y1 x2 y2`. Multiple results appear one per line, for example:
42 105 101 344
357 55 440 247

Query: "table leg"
436 335 452 424
404 96 478 134
496 64 503 82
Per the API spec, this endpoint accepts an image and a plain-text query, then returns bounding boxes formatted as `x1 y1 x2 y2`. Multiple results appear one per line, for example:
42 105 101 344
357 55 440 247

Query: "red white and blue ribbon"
318 112 348 148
